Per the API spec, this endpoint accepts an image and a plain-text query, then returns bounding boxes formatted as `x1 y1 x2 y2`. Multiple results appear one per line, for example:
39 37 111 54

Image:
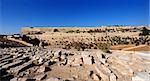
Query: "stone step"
1 55 29 64
9 60 33 75
0 61 9 67
17 56 30 61
0 55 13 61
2 60 24 69
94 65 110 81
1 58 14 63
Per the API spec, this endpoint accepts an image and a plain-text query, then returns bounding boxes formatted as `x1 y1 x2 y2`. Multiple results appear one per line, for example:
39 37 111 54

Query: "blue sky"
0 0 149 34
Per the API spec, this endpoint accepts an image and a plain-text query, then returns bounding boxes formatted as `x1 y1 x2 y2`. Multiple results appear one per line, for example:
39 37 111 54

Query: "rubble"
81 52 92 65
36 65 49 73
0 47 150 81
82 56 92 65
54 50 61 58
9 60 33 75
2 60 24 69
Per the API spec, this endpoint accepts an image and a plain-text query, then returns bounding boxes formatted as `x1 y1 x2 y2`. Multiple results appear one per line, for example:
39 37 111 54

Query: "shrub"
30 38 40 46
54 29 59 32
139 27 150 36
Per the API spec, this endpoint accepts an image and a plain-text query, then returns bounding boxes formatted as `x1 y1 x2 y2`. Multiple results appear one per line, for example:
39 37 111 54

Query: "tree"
54 29 59 32
30 38 40 46
139 27 150 36
22 35 31 43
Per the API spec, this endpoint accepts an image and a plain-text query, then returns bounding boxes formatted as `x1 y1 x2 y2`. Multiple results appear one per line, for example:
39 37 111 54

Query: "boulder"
60 54 66 60
32 60 39 65
38 57 44 64
82 57 92 65
32 55 40 60
71 58 82 66
37 65 46 73
44 60 52 66
61 59 67 65
81 52 92 65
32 56 44 65
54 50 61 58
109 73 117 81
96 53 108 64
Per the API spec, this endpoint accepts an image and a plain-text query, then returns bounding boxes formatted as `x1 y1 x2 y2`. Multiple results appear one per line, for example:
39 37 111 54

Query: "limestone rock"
60 54 66 60
132 72 150 81
81 53 92 65
94 65 109 81
9 60 33 75
54 50 61 58
92 74 101 81
71 57 82 66
37 65 46 73
1 47 150 81
109 73 117 81
38 57 44 64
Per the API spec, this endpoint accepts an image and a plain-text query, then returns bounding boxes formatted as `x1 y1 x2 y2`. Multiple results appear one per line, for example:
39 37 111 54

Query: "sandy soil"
122 45 150 51
110 45 135 50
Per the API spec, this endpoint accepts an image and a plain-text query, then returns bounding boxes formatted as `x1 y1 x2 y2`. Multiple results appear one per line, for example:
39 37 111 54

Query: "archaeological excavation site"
0 26 150 81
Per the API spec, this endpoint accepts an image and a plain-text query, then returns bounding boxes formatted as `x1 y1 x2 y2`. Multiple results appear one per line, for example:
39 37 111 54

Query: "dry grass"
111 45 150 51
110 45 135 50
123 45 150 51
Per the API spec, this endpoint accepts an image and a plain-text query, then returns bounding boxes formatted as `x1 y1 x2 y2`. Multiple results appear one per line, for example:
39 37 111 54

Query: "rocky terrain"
0 47 150 81
0 36 29 48
0 26 150 81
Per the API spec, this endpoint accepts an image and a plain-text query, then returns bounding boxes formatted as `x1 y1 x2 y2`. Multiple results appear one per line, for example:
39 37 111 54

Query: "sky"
0 0 149 34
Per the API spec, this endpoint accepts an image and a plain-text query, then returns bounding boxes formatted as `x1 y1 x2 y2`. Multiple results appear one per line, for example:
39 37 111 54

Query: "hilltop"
0 26 150 81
